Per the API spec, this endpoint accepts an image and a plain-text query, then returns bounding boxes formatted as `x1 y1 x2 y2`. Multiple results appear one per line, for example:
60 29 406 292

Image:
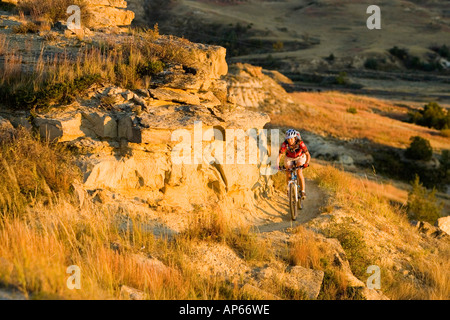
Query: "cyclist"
276 129 311 199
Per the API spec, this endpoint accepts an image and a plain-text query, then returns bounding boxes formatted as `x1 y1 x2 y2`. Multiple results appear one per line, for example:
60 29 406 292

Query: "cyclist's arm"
277 142 287 168
276 152 283 168
304 150 311 165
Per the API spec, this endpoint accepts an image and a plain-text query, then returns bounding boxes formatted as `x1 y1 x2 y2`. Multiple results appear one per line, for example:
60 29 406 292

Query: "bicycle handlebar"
278 165 307 172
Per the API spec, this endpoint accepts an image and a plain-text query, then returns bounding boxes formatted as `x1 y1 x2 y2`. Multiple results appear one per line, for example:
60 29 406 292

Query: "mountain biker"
276 129 311 199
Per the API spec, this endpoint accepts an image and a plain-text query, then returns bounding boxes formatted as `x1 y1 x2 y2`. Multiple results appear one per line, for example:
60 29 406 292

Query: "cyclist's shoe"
301 191 306 200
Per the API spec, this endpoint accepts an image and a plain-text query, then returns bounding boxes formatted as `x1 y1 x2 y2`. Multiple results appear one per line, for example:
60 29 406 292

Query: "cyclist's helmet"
285 129 297 140
296 131 302 140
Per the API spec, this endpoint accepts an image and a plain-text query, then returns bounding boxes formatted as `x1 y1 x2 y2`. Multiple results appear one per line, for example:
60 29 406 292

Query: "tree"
405 136 433 161
407 175 443 224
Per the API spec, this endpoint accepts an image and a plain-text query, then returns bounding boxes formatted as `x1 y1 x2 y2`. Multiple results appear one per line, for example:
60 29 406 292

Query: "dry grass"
0 128 276 299
305 163 450 300
17 0 90 25
273 91 450 151
0 26 196 109
289 226 324 270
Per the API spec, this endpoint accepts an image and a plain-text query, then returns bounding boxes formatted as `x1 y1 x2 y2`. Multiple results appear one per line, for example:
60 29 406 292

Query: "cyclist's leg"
284 157 294 194
296 155 307 196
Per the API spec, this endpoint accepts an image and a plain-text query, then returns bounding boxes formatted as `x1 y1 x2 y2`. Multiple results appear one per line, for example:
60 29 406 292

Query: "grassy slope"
163 0 450 62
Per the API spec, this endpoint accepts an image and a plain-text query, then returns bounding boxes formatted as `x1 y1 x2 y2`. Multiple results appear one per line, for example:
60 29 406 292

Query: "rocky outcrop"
416 221 449 239
3 0 135 28
225 63 294 112
85 1 135 29
436 216 450 236
1 41 272 215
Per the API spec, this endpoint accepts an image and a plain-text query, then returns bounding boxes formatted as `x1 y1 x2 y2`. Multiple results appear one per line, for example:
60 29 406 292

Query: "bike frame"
279 165 305 220
283 165 304 200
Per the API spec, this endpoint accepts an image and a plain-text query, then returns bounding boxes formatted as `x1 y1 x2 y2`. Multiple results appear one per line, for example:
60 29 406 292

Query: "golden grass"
0 26 196 109
289 225 323 270
273 91 450 151
305 163 450 300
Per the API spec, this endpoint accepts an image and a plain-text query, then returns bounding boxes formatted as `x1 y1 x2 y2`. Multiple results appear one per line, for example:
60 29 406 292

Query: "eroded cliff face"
2 0 135 28
1 37 274 215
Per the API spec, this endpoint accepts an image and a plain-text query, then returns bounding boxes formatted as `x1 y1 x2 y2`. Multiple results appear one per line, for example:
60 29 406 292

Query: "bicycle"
278 165 306 221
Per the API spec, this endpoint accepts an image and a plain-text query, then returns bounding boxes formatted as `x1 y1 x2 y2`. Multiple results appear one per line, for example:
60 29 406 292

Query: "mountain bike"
279 165 305 221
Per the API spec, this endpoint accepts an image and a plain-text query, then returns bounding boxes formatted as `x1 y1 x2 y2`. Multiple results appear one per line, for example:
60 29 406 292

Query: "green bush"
430 44 450 59
4 74 102 109
405 136 433 161
334 72 349 85
346 107 357 114
407 175 443 224
136 60 165 77
364 58 379 70
408 102 450 130
12 22 39 34
388 46 441 71
325 219 373 279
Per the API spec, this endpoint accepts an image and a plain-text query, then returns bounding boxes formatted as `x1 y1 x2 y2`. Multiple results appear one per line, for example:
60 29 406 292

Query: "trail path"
254 179 327 233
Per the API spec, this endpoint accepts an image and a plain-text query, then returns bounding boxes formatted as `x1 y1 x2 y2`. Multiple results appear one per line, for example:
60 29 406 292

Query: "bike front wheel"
289 183 298 221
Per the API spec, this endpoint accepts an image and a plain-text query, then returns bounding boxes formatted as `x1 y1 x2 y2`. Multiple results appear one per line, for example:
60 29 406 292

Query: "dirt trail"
253 179 327 233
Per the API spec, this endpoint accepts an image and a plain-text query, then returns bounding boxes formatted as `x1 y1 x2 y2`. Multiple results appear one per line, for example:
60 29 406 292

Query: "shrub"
272 41 284 51
17 0 87 24
334 72 349 85
388 46 441 71
364 58 379 70
430 44 450 59
0 127 81 216
346 107 357 114
325 53 335 62
409 102 450 130
389 46 409 60
405 136 433 161
0 1 16 11
136 60 165 77
441 129 450 138
406 175 443 224
325 219 373 279
12 21 39 34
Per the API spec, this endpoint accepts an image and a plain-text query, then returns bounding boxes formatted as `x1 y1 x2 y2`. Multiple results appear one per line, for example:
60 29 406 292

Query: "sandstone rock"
198 91 222 108
89 0 127 8
436 216 450 236
284 265 324 299
225 63 293 111
81 112 118 139
0 116 15 140
121 90 135 101
361 288 390 300
119 285 145 300
86 5 135 29
83 154 169 191
149 88 200 105
33 113 85 142
150 37 227 91
416 221 448 239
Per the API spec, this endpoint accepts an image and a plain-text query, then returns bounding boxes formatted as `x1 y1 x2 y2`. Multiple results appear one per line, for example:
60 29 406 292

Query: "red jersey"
279 138 308 158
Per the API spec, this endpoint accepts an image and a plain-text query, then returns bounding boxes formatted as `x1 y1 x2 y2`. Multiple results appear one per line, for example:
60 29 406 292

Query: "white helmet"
285 129 297 140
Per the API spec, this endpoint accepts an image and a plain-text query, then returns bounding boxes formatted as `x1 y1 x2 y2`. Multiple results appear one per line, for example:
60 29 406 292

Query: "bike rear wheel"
289 183 298 221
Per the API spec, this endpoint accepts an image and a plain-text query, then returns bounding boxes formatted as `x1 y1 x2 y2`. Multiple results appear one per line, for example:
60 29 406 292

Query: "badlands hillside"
132 0 450 104
0 0 449 300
